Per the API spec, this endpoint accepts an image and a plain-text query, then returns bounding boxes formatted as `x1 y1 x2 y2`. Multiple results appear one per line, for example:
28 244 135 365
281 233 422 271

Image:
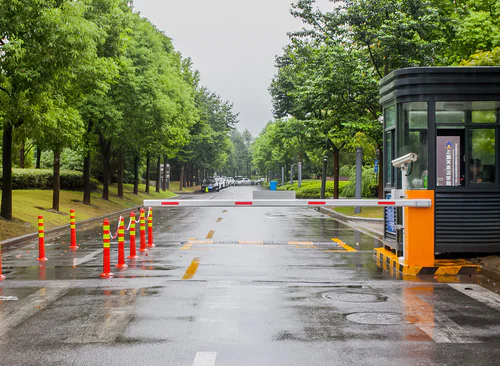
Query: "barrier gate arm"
143 199 432 208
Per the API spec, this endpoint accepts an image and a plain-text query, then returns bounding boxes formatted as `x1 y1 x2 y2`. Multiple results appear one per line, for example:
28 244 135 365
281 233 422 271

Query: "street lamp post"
321 156 328 199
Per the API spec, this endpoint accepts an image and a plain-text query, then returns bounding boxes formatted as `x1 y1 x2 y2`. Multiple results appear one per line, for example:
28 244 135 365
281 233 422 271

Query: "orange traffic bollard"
116 217 127 269
0 244 5 281
100 218 114 278
147 207 155 248
37 216 48 261
69 209 78 250
128 211 138 259
139 208 147 253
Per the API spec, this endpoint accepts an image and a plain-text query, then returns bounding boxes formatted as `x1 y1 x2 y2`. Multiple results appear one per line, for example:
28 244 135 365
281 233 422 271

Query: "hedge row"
0 169 99 191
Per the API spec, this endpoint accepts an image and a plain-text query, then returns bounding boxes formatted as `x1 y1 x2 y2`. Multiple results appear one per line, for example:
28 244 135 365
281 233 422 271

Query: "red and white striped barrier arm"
143 199 431 208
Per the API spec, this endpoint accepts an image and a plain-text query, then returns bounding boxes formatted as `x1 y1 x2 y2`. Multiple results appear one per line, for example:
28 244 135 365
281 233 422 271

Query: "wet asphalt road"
1 186 500 365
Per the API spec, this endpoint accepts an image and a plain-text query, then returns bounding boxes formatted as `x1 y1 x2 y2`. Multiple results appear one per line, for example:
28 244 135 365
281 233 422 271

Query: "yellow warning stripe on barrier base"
374 247 480 277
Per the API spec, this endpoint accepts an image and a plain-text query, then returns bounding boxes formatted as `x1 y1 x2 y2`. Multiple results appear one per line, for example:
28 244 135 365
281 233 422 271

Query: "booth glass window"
436 101 499 187
469 129 495 183
398 102 428 189
384 106 396 186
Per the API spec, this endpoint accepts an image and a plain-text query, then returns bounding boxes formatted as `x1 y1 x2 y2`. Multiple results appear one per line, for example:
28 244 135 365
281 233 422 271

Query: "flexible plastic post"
100 218 114 278
139 208 147 253
128 211 138 259
116 217 127 268
37 215 48 261
0 244 5 281
69 209 78 249
147 207 155 248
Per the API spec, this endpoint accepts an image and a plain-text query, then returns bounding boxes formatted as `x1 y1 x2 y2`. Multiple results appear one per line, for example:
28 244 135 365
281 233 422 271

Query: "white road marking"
0 287 69 337
193 352 217 366
74 249 102 266
449 284 500 312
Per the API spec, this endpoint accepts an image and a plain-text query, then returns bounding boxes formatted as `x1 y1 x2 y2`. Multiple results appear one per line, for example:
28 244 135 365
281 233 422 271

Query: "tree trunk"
333 149 340 199
117 152 124 198
83 153 91 205
145 152 150 194
52 148 61 211
36 147 42 169
1 124 13 220
162 155 168 191
179 164 184 191
133 155 139 195
156 156 161 193
183 163 188 188
19 140 25 168
100 136 111 201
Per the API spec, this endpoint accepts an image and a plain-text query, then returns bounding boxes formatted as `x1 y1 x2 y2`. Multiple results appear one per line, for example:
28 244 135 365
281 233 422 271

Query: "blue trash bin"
270 181 277 191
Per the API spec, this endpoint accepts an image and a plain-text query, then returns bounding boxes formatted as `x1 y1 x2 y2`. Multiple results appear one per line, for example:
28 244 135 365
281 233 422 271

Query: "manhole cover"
324 292 387 303
346 312 418 325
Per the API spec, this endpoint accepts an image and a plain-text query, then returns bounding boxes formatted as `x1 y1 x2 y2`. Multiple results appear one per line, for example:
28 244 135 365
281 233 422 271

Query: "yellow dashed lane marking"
189 237 197 241
182 258 200 280
216 218 222 222
331 238 358 252
206 230 215 239
180 244 192 250
288 241 314 245
239 241 264 244
189 240 214 244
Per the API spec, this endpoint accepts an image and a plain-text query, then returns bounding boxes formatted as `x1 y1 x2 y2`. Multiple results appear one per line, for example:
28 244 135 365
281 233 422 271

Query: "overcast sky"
132 0 330 137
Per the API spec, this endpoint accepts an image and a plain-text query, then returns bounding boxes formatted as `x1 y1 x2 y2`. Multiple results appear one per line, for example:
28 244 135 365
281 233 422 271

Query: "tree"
0 0 104 219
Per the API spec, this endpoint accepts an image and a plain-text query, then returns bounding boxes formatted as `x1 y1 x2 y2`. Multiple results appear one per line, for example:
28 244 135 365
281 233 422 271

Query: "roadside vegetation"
0 183 176 242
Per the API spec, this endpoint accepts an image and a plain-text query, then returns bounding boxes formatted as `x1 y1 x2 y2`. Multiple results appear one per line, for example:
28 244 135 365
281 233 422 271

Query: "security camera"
391 153 418 168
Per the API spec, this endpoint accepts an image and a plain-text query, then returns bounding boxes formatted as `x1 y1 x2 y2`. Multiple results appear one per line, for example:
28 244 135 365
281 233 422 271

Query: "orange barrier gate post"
0 244 5 280
139 208 147 253
100 218 114 278
116 217 127 269
69 209 78 250
147 207 155 248
37 215 48 261
128 211 139 259
403 190 435 267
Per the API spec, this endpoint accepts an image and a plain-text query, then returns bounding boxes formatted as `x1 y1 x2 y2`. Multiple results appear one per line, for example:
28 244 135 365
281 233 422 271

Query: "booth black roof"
379 67 500 105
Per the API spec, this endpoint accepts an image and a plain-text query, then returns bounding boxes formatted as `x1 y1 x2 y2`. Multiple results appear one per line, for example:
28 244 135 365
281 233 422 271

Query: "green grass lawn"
0 183 177 242
333 206 384 219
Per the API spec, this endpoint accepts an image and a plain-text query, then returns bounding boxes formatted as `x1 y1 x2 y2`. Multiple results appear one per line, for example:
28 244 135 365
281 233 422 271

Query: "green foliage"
461 47 500 66
339 165 352 177
276 180 350 198
340 166 379 198
0 169 98 191
39 148 84 171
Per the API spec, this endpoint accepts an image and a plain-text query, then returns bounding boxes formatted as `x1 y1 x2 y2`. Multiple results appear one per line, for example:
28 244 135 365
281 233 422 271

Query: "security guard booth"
380 67 500 254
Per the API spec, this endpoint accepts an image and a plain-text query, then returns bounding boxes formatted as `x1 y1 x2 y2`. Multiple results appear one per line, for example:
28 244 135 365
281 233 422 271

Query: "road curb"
318 206 383 223
0 195 180 248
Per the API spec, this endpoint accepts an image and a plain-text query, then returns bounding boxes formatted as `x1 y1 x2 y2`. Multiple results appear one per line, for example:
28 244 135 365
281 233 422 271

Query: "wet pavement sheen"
1 186 500 365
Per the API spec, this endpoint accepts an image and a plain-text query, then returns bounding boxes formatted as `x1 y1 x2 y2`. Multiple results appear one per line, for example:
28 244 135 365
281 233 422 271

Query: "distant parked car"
201 178 219 192
253 178 265 185
236 177 251 186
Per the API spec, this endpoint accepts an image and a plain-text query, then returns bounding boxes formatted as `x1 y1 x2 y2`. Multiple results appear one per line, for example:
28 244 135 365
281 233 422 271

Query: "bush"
339 165 352 178
340 166 378 198
0 169 98 191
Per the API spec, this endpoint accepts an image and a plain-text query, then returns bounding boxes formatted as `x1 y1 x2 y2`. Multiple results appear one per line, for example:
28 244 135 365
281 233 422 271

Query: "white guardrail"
143 199 432 208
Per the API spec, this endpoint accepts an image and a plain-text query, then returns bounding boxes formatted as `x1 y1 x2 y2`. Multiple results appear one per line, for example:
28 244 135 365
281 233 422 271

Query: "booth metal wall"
380 67 500 253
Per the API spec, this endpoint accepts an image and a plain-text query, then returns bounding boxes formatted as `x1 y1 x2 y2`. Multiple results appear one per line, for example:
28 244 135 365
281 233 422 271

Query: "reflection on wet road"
1 186 500 365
